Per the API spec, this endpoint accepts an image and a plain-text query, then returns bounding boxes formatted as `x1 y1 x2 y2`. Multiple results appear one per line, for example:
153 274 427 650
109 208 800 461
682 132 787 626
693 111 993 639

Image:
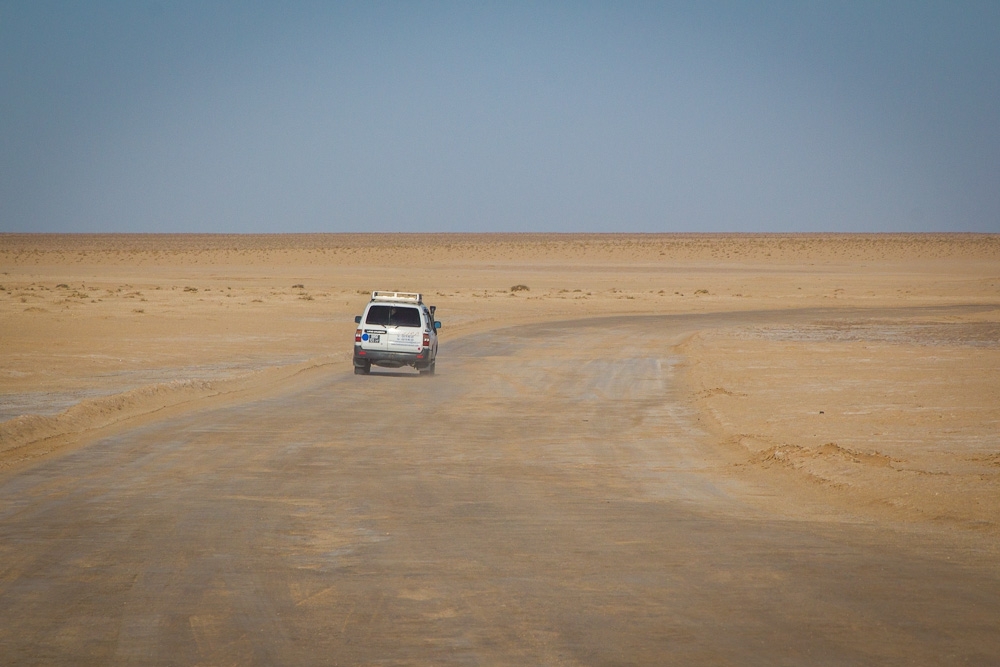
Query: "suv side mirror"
434 321 442 330
355 315 362 324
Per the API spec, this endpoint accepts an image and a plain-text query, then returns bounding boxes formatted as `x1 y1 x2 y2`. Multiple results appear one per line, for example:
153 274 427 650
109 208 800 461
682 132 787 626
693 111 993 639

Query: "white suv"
353 291 441 375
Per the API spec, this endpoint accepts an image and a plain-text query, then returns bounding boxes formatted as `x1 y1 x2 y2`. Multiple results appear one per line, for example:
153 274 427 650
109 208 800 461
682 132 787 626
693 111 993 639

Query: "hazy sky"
2 1 998 233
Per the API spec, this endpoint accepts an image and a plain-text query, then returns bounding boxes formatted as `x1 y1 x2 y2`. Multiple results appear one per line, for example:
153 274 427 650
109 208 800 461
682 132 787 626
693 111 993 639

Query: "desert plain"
1 233 999 664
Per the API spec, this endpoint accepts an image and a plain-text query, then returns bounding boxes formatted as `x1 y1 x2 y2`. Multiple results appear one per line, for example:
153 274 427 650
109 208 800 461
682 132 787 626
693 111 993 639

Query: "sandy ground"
2 234 998 519
1 233 999 662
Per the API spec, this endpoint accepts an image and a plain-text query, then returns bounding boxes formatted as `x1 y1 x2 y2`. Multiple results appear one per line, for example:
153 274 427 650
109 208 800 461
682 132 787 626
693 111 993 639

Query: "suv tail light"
355 328 362 343
422 333 430 348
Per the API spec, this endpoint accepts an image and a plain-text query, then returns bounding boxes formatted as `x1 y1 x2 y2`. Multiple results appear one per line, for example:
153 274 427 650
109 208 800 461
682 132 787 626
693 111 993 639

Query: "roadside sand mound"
0 380 216 463
0 360 344 469
683 314 1000 529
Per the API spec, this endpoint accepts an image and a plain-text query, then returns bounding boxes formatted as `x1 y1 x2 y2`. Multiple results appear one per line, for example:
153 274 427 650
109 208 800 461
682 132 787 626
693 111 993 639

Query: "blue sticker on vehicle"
361 333 369 341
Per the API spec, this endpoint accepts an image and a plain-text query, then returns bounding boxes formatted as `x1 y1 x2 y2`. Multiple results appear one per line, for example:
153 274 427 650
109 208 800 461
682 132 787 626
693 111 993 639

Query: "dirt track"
1 311 998 665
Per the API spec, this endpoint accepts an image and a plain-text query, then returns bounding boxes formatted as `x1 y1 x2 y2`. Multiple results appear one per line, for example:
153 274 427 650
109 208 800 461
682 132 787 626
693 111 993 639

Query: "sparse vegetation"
510 284 530 292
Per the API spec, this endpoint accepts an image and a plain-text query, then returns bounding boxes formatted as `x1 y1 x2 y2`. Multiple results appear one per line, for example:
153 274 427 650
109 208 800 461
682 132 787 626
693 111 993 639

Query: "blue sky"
2 1 998 233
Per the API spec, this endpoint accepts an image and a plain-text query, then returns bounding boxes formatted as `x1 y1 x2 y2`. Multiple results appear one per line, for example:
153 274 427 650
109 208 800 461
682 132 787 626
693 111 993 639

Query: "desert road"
1 312 998 666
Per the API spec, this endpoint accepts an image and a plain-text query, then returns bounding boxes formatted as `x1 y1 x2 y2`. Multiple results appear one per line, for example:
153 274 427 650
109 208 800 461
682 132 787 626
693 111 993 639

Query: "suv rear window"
365 305 422 328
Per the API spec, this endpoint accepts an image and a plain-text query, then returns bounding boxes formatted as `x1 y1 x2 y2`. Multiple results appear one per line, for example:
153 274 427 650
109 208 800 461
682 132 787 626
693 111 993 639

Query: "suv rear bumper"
354 346 432 369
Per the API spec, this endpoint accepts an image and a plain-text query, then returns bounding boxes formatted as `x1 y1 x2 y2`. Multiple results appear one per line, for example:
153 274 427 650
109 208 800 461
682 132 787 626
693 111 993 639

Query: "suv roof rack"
371 291 422 304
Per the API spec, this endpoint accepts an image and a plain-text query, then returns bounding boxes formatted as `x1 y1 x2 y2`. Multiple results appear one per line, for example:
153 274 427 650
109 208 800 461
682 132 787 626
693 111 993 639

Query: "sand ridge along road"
1 234 999 664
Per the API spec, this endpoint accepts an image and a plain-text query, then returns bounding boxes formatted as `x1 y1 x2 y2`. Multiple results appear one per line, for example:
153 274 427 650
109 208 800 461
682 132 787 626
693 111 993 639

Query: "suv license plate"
366 334 380 343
